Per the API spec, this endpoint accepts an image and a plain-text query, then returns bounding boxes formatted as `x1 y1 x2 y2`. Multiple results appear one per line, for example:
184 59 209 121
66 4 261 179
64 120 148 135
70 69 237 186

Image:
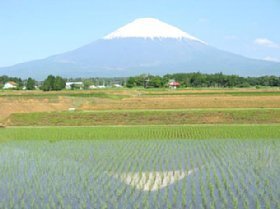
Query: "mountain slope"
0 18 279 79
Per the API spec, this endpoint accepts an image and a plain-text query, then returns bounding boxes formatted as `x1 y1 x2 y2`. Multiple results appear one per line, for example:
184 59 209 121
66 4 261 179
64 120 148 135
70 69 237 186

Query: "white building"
89 85 97 89
65 82 84 90
3 81 17 89
113 84 123 88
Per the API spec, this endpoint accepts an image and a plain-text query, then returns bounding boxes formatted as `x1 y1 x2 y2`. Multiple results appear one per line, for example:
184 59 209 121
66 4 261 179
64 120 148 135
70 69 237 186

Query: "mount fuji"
1 18 279 79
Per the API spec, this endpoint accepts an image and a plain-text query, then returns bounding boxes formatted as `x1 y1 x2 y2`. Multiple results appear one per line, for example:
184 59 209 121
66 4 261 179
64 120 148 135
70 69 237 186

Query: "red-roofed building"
168 81 180 89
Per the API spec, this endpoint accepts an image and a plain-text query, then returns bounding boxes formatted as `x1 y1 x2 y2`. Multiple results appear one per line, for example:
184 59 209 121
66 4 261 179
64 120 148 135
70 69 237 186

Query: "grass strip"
6 109 280 126
1 125 280 140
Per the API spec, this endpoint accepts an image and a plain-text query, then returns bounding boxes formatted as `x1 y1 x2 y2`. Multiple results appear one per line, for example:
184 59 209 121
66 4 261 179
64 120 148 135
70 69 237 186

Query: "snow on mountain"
0 17 280 79
104 18 206 44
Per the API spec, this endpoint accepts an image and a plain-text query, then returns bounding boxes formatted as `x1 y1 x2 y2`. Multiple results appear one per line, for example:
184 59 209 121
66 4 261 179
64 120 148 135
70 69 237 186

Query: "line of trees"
1 73 280 90
0 75 65 91
0 76 36 90
126 73 280 88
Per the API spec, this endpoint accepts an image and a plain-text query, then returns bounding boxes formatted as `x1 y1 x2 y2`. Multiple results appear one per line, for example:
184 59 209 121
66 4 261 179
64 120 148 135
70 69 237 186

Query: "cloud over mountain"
255 38 280 48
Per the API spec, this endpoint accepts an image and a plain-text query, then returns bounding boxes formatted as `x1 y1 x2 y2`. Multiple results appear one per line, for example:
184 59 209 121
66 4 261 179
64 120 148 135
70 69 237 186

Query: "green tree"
41 75 55 91
149 76 162 88
41 75 65 91
126 77 136 88
83 79 93 89
53 76 66 90
26 77 36 90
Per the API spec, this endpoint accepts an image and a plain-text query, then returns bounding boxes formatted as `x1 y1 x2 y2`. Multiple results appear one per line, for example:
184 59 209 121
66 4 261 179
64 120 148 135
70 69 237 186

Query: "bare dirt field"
0 97 72 121
81 95 280 110
1 88 280 123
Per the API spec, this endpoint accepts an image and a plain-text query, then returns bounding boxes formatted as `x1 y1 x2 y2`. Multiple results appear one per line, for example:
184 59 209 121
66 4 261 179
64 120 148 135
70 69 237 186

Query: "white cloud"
263 56 280 63
254 38 279 48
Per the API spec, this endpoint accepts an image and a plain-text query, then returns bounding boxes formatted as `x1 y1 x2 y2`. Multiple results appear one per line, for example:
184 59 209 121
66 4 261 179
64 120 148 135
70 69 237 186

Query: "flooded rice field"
0 139 279 209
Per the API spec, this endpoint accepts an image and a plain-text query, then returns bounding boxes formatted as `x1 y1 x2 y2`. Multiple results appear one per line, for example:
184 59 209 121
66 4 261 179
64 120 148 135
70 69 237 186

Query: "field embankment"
1 88 280 124
5 108 280 126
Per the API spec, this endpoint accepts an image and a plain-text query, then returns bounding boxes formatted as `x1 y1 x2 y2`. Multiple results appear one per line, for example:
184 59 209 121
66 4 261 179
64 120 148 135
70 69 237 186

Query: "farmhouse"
168 81 180 89
3 81 18 89
65 82 84 90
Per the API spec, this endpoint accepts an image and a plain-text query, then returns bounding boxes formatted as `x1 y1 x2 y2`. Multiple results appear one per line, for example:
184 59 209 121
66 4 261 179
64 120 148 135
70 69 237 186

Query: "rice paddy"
0 139 279 209
1 88 280 209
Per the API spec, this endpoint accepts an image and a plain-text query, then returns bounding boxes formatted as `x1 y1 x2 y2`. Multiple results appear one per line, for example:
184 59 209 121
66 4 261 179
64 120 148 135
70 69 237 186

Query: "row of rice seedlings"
2 125 280 140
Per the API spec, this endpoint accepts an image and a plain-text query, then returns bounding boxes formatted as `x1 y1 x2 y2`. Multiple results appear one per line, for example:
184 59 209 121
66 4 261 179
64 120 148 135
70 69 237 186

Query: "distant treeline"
0 75 124 91
0 75 63 91
1 72 280 90
127 73 280 88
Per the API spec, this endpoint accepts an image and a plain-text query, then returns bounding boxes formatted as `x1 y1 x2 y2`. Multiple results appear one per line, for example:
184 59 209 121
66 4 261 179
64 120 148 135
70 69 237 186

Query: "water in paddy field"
0 139 279 209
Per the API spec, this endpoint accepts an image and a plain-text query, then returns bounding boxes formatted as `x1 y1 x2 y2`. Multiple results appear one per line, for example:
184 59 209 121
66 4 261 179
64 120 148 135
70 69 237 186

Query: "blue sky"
0 0 280 67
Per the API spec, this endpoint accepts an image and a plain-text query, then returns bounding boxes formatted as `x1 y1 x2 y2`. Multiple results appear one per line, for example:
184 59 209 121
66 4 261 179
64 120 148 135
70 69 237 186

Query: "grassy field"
1 125 280 141
4 108 280 126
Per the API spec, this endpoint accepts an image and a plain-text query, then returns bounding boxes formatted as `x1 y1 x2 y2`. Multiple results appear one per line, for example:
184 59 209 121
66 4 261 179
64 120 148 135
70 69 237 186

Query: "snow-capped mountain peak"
104 18 206 44
2 17 279 79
